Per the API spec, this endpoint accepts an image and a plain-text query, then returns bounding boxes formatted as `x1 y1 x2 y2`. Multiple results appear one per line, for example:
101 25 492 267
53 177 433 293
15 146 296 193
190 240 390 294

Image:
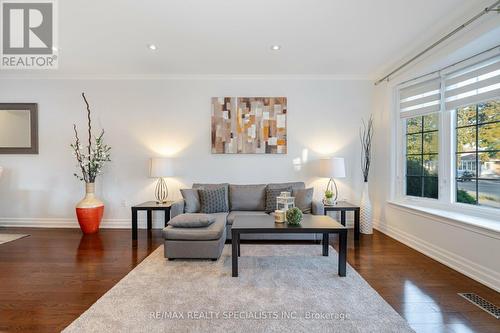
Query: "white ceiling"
1 0 498 78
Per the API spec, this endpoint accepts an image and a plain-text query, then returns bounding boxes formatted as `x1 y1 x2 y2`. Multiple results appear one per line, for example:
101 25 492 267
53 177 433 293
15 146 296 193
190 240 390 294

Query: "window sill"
387 200 500 239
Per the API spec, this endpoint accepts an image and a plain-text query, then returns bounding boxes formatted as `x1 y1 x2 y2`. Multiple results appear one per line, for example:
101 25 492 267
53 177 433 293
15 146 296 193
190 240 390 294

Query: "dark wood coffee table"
231 214 348 277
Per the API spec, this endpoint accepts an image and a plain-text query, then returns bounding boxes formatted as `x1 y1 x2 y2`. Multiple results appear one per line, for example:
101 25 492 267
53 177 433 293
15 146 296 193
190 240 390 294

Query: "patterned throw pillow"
265 186 293 213
198 187 228 214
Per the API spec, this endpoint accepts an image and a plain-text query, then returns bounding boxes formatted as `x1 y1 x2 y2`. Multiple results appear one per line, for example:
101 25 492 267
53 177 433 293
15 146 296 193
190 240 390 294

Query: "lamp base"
325 178 339 205
155 177 169 204
156 200 168 204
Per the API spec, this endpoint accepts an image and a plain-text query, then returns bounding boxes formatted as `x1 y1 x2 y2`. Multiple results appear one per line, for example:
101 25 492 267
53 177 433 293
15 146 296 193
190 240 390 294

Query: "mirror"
0 103 38 154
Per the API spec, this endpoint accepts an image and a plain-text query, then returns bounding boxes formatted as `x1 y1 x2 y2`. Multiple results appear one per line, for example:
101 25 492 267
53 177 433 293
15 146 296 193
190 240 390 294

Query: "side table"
131 201 173 240
324 201 360 241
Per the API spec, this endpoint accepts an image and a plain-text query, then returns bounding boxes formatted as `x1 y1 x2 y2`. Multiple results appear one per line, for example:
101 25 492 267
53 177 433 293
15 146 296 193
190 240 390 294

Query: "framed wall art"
211 97 287 154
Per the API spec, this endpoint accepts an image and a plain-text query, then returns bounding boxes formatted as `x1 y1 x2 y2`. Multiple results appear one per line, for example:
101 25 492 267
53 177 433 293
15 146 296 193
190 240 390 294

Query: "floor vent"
458 293 500 319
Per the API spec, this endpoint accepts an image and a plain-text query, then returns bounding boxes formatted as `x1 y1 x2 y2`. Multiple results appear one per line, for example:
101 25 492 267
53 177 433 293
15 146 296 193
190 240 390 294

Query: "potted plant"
323 190 335 206
71 93 111 234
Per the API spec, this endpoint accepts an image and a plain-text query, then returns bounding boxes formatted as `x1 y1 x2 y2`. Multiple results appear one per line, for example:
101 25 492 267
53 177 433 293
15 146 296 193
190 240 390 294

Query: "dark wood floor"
0 228 499 333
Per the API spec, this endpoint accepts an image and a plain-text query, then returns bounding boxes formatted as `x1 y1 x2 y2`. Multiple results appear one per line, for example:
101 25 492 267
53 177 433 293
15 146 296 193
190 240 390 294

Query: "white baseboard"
373 219 500 293
0 217 166 229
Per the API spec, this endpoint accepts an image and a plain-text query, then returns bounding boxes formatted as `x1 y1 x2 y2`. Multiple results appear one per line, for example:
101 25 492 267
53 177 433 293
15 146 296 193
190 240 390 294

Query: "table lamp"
322 157 346 205
150 158 173 204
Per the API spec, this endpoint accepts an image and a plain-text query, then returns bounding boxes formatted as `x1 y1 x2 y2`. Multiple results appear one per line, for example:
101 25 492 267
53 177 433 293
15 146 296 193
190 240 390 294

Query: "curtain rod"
397 44 500 87
374 0 500 86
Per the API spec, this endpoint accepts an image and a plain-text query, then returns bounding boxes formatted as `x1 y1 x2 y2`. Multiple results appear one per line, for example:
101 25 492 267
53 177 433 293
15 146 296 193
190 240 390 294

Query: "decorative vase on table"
76 183 104 234
360 182 373 234
71 93 111 234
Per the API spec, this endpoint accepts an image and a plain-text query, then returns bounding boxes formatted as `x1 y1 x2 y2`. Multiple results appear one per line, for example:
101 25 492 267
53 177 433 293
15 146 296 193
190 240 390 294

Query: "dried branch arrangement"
360 115 374 183
71 93 111 183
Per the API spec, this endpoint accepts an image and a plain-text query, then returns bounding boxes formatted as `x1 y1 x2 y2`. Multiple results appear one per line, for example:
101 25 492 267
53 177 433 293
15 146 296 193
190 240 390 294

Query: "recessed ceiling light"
148 44 157 51
271 45 281 51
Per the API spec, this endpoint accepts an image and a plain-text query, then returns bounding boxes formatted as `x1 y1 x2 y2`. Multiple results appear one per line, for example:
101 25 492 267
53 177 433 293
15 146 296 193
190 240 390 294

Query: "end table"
131 201 173 240
323 201 360 241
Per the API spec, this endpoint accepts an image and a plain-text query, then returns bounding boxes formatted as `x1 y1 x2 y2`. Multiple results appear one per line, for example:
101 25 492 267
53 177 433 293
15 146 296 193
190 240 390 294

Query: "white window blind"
445 55 500 110
399 78 441 118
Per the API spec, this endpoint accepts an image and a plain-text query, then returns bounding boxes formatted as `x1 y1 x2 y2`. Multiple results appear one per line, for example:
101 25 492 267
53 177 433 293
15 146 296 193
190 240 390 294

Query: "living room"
0 0 499 332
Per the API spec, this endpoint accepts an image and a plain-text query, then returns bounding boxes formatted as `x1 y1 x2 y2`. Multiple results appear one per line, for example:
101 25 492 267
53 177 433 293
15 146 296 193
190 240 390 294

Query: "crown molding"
0 73 372 81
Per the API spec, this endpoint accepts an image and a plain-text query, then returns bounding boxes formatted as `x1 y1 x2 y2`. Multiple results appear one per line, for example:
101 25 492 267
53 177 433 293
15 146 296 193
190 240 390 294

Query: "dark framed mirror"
0 103 38 154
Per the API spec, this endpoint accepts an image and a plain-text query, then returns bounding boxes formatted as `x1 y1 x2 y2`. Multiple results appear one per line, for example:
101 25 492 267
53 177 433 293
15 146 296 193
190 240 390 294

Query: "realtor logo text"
1 0 58 69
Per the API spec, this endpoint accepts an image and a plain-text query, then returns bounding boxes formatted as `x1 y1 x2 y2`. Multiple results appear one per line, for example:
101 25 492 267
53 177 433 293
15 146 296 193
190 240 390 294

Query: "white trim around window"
392 54 500 225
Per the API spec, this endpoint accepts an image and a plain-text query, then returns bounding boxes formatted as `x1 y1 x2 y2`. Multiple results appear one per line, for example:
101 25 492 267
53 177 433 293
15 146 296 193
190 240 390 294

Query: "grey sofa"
169 182 325 241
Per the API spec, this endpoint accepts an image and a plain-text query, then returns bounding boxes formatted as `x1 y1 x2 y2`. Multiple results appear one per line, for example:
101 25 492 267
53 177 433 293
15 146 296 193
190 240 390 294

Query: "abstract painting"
211 97 287 154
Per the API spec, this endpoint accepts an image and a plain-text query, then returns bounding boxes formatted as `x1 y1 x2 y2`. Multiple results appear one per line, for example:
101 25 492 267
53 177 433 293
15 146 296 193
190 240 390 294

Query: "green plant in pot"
286 207 303 225
324 190 335 205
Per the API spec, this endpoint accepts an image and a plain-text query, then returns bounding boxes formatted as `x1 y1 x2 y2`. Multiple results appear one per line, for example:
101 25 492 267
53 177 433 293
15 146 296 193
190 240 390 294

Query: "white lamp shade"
150 158 173 178
322 157 346 178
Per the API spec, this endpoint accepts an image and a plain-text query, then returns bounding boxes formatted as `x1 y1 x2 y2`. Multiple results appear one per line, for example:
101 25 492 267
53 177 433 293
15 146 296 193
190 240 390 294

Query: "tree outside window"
406 113 439 199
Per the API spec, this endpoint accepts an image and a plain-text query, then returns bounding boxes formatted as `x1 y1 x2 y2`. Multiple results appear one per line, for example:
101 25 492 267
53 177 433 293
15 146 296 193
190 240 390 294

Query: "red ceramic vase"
76 183 104 234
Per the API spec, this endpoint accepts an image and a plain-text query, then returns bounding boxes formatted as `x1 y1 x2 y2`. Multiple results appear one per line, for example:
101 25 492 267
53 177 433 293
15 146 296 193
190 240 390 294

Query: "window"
399 77 441 200
456 100 500 208
397 54 500 213
406 114 439 198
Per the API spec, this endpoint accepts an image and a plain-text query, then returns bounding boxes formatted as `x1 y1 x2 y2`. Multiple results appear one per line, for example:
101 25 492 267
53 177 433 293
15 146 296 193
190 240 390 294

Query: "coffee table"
231 214 348 277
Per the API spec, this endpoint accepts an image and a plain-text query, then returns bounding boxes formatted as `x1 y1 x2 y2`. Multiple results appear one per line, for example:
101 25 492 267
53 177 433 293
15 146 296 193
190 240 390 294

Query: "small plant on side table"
324 190 334 205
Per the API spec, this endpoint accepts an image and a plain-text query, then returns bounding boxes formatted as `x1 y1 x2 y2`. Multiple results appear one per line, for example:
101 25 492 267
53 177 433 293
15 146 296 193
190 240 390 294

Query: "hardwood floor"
0 227 498 333
331 232 500 333
0 228 163 333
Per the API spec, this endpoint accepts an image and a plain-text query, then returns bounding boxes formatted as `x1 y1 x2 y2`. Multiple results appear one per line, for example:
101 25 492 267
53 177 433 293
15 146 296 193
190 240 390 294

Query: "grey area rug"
63 245 414 333
0 233 29 245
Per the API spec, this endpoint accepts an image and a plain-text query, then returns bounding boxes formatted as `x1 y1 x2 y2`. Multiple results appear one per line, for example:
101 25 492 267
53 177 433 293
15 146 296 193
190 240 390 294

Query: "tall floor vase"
360 182 373 234
76 183 104 234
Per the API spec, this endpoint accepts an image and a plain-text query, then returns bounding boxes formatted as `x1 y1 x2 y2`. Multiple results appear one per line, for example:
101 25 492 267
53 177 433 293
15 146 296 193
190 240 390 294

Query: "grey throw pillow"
168 213 215 228
198 187 229 213
293 187 314 214
180 189 200 213
265 186 293 213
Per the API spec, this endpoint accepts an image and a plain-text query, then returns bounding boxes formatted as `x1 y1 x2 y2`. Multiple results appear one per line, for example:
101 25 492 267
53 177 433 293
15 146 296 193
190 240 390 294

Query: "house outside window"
455 101 499 208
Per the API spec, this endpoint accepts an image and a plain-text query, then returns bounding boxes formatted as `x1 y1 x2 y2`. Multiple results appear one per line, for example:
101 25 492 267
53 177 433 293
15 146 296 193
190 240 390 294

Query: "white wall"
0 77 373 227
370 18 500 291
